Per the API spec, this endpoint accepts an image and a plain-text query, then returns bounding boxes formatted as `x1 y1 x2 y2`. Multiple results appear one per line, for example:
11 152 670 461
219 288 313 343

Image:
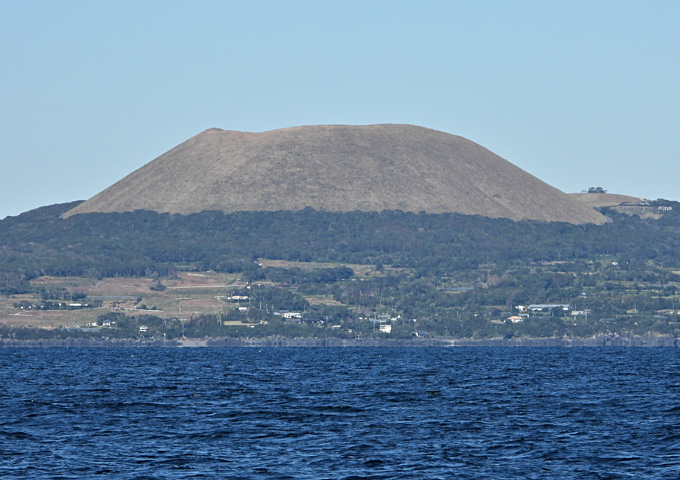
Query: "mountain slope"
64 124 605 224
569 193 641 208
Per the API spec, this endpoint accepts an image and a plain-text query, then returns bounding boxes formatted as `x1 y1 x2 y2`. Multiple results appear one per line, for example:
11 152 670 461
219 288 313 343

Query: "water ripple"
1 347 679 478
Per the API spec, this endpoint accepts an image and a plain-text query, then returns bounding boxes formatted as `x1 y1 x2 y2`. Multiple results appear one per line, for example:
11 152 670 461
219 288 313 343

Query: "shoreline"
0 334 678 348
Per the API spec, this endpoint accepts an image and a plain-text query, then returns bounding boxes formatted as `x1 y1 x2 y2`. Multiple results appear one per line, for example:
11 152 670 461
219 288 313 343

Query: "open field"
0 271 247 329
0 261 370 329
257 258 410 278
302 295 345 306
0 304 109 328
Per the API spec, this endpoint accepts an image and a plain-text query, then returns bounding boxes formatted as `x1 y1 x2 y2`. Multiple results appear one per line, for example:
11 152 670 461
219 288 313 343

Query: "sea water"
1 347 679 479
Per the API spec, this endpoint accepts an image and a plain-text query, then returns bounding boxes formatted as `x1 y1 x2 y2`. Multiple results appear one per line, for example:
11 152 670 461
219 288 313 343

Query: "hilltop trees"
585 187 607 193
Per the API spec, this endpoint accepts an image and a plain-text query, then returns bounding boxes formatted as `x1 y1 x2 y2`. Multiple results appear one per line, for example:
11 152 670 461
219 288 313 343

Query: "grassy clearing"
257 258 410 278
0 260 395 329
0 270 249 328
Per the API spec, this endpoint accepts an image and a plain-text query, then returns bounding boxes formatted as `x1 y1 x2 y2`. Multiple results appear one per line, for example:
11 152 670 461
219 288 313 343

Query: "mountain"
63 124 606 224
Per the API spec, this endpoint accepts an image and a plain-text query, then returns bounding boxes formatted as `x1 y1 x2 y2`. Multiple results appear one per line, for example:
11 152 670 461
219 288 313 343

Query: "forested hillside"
1 200 679 341
2 201 679 284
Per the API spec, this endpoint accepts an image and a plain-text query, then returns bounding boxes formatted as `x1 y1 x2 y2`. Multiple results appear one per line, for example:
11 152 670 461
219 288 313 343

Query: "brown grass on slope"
64 124 605 224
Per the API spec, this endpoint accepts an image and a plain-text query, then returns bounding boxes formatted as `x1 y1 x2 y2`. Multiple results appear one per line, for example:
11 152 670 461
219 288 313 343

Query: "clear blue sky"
1 0 678 219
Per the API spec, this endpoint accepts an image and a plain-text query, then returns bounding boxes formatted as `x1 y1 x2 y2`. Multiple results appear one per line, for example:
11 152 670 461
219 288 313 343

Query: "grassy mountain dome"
64 124 605 224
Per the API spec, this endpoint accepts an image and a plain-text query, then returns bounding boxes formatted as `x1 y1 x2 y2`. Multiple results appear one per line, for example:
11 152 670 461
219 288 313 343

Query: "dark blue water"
1 347 679 479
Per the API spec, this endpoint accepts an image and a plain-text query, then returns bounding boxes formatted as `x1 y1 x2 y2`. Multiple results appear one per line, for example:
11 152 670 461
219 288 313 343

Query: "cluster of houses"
274 310 303 320
507 304 572 323
15 300 93 311
226 294 251 313
361 313 400 333
619 199 673 213
226 291 398 332
506 304 595 323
